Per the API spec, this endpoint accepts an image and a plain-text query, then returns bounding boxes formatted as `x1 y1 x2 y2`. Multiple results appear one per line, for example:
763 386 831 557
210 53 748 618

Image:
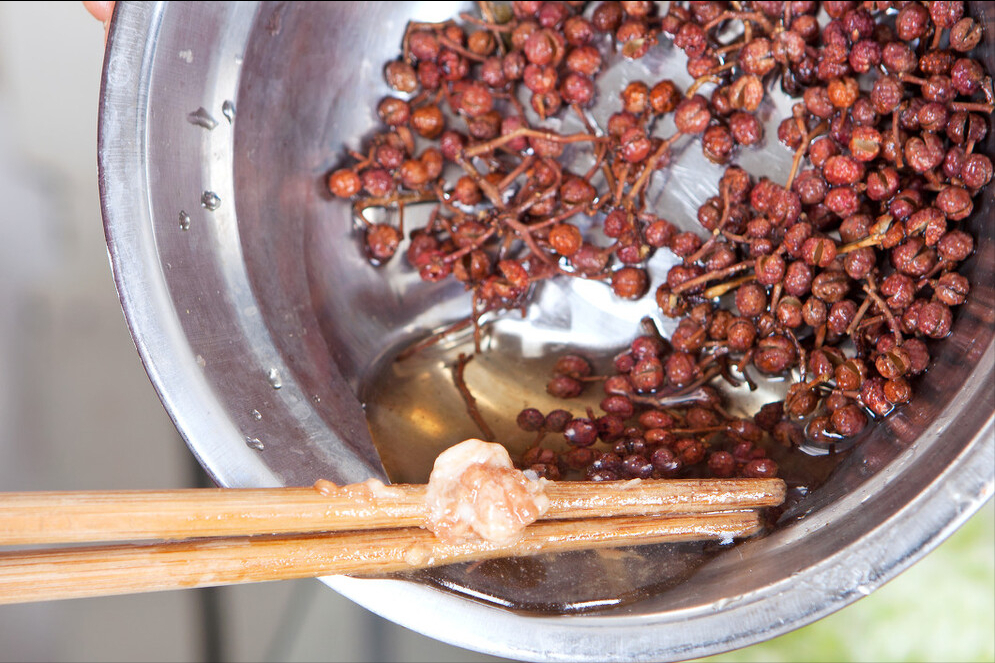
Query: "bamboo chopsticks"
0 477 785 605
0 478 785 545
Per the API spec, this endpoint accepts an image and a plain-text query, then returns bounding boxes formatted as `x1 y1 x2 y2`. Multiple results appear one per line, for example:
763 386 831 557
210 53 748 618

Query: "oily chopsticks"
0 478 785 545
0 477 784 605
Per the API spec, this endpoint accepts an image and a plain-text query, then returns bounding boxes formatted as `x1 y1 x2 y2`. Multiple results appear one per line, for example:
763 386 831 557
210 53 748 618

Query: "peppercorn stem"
451 353 496 441
703 273 756 299
715 41 744 56
814 323 827 350
624 134 681 206
497 154 535 192
571 103 599 136
686 75 722 98
769 282 783 312
703 10 775 34
353 192 439 226
891 109 904 169
463 127 607 158
442 226 498 264
672 259 753 295
948 101 995 114
438 34 488 62
836 215 893 254
498 214 566 273
862 282 903 344
455 156 505 208
584 140 610 182
685 181 733 265
784 120 828 191
402 19 456 64
395 317 477 361
528 204 586 230
982 76 994 105
899 73 928 86
845 297 874 337
706 60 738 76
931 26 944 51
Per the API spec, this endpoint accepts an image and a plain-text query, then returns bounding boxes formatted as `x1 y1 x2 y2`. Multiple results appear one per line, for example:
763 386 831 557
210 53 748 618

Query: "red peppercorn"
328 168 361 198
611 266 649 300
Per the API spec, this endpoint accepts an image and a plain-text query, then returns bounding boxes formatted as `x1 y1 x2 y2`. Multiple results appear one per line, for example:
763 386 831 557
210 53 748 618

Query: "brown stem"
402 20 455 64
601 161 618 204
769 282 783 313
715 41 744 56
438 34 488 62
625 134 681 206
455 156 505 208
451 353 496 441
845 297 874 337
856 314 886 330
814 323 827 350
686 75 722 98
785 120 828 191
672 259 753 295
471 290 483 353
948 101 995 114
982 76 994 105
584 140 610 183
443 226 498 264
862 282 903 343
571 103 598 136
891 110 904 169
686 181 733 265
837 215 894 254
499 214 565 272
510 182 559 216
529 205 586 230
703 273 755 299
353 192 439 226
497 154 535 192
931 25 944 51
706 60 738 76
703 10 775 34
614 162 631 206
395 317 476 361
899 73 928 86
463 127 606 158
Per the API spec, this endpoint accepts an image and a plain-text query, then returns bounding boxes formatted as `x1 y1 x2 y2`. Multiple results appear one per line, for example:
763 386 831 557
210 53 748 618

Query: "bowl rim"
98 2 994 661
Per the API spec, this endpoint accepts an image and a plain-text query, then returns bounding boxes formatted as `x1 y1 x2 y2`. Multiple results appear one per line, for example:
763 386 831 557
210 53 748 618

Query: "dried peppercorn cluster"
326 1 990 483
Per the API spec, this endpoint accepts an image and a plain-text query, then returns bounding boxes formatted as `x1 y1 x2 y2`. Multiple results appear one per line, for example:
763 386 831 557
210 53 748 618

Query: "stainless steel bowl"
99 2 994 661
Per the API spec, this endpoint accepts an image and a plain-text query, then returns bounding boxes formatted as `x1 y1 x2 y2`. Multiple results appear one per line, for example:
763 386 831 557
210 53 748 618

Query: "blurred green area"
697 499 995 663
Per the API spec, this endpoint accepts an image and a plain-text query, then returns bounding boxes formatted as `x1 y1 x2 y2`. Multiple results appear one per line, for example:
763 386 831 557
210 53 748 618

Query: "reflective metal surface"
99 2 994 661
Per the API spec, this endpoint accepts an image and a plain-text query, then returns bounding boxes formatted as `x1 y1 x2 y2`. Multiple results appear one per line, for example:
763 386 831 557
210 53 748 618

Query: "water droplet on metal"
187 107 218 130
267 368 283 389
222 100 236 123
179 210 191 230
246 437 265 451
251 409 262 421
201 191 221 211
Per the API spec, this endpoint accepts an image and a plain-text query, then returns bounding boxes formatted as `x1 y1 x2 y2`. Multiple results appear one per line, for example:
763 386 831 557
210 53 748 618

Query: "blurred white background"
0 3 990 663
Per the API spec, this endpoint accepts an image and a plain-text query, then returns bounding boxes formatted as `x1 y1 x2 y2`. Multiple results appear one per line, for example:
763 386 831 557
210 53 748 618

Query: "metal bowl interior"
99 2 994 661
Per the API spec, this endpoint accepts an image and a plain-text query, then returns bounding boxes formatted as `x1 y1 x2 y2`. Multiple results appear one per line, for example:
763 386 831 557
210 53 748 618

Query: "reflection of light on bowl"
98 2 994 661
